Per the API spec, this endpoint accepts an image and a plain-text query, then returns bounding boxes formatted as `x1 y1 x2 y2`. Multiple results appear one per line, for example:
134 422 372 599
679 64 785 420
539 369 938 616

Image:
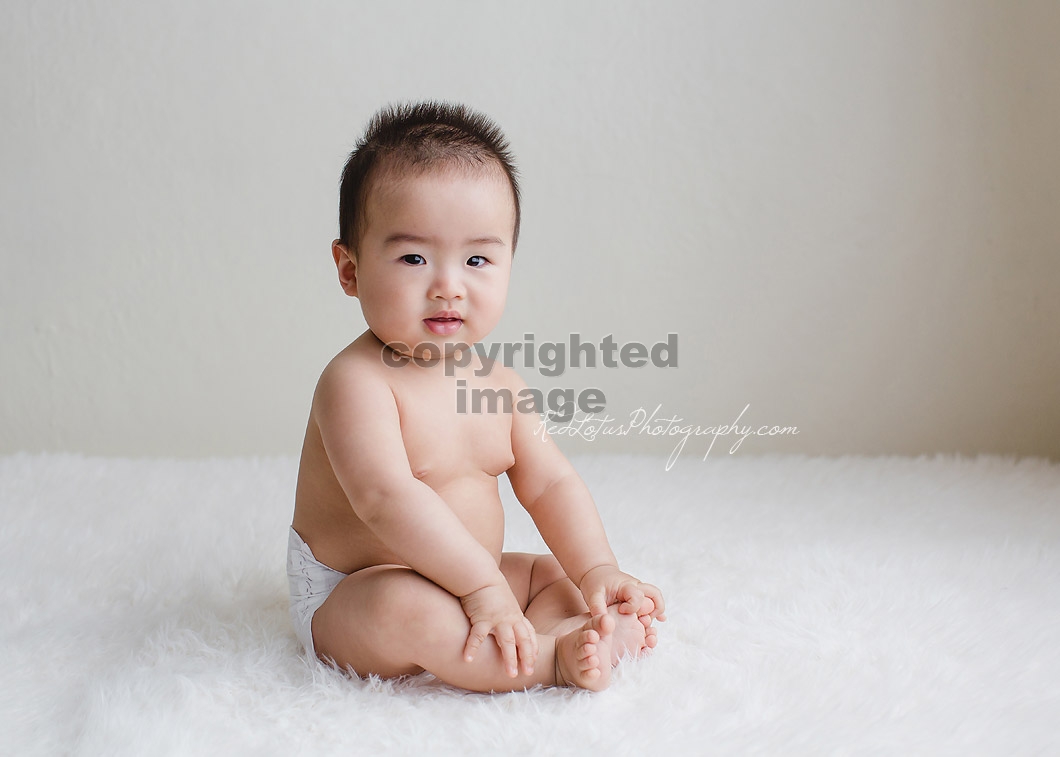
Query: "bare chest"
390 372 515 486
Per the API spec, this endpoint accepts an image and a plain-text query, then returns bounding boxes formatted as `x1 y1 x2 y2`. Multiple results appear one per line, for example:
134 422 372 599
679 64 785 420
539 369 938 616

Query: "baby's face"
348 165 515 360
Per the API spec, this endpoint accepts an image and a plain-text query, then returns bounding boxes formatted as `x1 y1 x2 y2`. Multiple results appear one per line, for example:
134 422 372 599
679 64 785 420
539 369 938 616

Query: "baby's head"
332 102 521 359
337 101 520 257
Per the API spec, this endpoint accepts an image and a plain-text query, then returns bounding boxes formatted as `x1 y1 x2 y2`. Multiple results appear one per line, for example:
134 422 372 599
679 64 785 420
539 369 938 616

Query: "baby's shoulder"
314 338 395 406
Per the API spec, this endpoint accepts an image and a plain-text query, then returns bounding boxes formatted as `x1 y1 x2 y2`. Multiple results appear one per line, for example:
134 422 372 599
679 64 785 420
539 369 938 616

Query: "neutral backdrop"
2 0 1058 460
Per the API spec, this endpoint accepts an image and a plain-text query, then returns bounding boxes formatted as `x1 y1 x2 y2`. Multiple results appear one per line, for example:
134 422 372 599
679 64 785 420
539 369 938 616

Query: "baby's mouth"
424 316 463 336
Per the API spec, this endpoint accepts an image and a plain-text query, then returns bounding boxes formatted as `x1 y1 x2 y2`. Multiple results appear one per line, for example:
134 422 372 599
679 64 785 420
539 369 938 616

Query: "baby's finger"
525 617 539 658
618 583 645 614
495 627 518 678
586 589 607 618
463 621 491 662
514 621 537 675
639 582 666 619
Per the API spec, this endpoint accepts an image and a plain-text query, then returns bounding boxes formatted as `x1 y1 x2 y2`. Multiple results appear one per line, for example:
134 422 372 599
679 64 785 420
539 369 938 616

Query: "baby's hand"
459 582 539 678
578 565 667 622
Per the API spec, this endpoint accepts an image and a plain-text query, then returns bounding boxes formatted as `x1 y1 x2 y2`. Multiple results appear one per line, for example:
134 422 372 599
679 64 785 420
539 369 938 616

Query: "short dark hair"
338 101 521 254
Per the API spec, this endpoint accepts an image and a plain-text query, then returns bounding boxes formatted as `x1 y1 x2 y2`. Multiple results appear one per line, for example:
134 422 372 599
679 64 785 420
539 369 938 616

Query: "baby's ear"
332 240 358 297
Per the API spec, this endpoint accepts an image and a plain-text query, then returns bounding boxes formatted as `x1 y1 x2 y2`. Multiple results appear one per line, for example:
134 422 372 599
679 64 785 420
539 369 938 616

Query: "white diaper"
286 526 348 660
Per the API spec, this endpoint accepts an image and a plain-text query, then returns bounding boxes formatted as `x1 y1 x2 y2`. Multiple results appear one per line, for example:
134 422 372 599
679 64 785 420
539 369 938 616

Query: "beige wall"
2 1 1058 460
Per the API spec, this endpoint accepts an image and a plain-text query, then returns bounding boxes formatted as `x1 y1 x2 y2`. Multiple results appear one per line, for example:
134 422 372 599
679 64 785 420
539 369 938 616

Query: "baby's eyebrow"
383 233 431 247
382 233 504 247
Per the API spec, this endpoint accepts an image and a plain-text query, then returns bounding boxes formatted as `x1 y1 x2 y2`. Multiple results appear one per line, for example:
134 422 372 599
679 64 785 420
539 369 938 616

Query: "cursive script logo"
532 404 800 470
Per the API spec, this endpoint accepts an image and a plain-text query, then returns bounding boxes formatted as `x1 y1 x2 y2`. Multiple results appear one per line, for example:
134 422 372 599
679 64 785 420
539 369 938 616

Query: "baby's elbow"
350 479 411 529
350 486 389 525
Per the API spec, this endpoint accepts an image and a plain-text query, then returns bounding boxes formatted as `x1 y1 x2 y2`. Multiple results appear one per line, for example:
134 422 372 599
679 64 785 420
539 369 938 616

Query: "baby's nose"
429 268 466 299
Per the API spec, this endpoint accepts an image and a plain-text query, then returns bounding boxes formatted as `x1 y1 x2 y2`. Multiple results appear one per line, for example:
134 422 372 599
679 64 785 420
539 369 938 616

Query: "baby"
287 102 665 692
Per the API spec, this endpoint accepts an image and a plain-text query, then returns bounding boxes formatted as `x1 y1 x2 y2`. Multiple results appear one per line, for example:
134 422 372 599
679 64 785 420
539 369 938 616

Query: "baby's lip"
425 311 463 321
423 312 463 336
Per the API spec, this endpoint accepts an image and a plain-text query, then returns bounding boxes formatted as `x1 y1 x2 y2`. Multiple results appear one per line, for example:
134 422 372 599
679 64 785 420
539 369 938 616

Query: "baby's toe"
593 612 615 637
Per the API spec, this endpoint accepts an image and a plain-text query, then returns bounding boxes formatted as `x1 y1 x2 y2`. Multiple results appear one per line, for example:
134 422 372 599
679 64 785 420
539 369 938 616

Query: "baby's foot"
607 604 650 665
555 613 614 691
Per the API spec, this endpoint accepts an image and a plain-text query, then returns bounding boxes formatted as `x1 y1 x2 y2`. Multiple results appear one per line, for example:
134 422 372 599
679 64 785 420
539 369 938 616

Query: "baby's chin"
372 332 479 364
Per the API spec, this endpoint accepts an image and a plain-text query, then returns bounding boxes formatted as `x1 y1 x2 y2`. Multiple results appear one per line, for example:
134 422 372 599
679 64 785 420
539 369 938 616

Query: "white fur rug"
2 453 1059 755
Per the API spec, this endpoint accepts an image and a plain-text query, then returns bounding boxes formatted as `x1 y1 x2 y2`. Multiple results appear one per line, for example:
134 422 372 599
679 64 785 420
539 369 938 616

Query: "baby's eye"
400 254 426 266
467 255 488 268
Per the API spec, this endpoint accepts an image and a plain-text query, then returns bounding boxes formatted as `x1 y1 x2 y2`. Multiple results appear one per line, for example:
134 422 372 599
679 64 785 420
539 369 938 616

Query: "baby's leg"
310 564 611 692
502 553 653 664
501 552 588 636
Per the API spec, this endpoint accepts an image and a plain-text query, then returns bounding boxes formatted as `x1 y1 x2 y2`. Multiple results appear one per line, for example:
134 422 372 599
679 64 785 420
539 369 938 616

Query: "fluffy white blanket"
2 453 1058 755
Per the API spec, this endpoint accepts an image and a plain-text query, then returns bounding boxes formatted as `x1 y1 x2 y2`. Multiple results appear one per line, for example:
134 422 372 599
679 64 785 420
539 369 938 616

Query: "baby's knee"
371 569 452 629
320 570 451 674
313 569 442 676
531 554 568 591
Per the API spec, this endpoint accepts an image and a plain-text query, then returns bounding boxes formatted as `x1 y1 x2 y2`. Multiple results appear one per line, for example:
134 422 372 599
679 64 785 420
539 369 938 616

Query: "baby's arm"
504 371 666 621
314 358 537 676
